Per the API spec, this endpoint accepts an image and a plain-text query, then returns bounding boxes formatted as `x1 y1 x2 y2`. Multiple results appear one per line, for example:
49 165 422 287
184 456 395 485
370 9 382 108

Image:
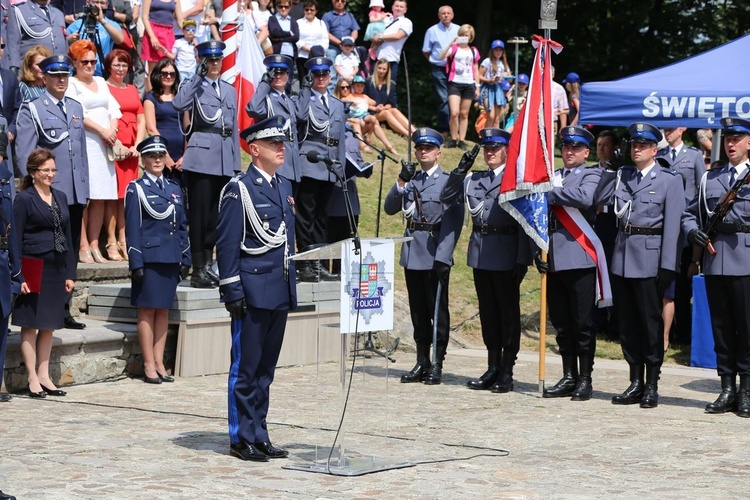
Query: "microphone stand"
349 129 398 237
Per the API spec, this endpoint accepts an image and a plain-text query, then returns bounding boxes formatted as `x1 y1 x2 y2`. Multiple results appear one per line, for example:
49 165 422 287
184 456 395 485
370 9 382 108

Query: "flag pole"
537 0 558 393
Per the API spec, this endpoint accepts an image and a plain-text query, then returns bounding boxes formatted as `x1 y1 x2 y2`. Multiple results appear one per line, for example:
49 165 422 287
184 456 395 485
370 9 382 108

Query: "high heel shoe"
91 248 107 263
40 384 67 396
117 241 129 261
157 372 175 383
105 243 123 262
28 388 47 399
144 374 162 384
79 250 94 264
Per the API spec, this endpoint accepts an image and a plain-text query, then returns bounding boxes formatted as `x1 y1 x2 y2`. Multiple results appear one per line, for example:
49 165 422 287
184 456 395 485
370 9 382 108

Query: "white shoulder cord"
612 169 632 227
401 184 416 220
698 170 711 227
27 101 68 145
465 176 483 219
307 104 330 133
194 95 222 124
14 6 53 39
134 183 175 222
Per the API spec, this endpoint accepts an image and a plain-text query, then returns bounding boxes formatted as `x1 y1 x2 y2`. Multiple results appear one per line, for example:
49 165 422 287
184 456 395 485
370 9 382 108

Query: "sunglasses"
277 4 290 9
183 27 196 32
160 71 176 77
80 59 97 66
340 86 350 90
304 8 315 11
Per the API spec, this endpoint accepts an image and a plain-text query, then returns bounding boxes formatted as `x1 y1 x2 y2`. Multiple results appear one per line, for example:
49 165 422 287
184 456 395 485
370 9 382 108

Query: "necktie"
41 5 50 20
270 177 277 189
321 94 329 111
156 178 164 191
564 169 571 179
488 170 495 182
729 167 737 186
212 81 220 97
57 100 66 119
636 172 643 184
671 148 676 161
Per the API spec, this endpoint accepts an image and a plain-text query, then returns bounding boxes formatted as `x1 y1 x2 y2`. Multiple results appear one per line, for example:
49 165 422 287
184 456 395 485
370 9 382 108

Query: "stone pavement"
1 349 749 499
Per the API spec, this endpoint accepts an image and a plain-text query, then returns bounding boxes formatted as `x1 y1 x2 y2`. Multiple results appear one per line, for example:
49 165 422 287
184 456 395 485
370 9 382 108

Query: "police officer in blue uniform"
246 54 302 185
384 128 464 385
0 129 22 404
657 127 705 346
15 54 89 330
125 135 191 384
441 128 531 393
216 116 297 462
173 40 241 288
602 122 685 408
535 126 603 401
684 117 750 417
295 56 346 282
7 0 66 73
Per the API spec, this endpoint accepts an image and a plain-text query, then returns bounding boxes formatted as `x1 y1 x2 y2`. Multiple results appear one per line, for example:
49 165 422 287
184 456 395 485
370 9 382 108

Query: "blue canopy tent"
579 34 750 128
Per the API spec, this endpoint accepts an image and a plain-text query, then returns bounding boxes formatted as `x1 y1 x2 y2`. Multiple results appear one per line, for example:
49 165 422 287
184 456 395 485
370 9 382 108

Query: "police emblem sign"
340 239 395 333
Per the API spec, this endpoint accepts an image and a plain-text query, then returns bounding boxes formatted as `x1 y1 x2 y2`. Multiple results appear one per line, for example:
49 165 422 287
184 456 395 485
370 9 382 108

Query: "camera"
83 4 100 17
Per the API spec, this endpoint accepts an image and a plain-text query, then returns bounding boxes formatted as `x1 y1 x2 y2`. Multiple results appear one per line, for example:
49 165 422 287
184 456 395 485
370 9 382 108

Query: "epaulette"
660 168 679 176
686 146 701 152
709 161 728 171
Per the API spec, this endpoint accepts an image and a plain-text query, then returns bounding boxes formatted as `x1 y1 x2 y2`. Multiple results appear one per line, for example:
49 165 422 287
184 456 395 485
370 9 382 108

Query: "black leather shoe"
254 441 289 458
40 384 67 396
0 393 11 402
467 367 500 390
64 316 86 330
640 383 659 408
706 375 737 414
298 262 320 283
490 373 514 393
0 489 17 500
144 375 162 384
400 362 430 383
230 442 270 462
157 373 175 383
28 389 47 399
191 268 217 288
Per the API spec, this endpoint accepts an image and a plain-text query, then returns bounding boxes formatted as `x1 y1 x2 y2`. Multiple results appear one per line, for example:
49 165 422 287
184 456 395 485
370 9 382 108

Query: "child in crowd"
478 39 511 128
334 36 360 83
364 0 391 42
169 19 199 81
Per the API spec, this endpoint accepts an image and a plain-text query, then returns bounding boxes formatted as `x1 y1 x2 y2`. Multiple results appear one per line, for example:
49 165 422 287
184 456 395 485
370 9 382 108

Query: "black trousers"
548 268 597 358
295 177 334 251
327 215 358 274
404 268 450 349
473 269 521 359
705 275 750 377
186 172 230 265
614 275 664 367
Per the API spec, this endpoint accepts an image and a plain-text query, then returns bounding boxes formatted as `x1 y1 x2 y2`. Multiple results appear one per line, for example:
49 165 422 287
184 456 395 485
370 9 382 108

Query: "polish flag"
221 7 265 154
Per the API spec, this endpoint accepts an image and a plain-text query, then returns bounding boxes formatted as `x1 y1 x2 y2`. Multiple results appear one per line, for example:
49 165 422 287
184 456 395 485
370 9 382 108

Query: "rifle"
702 162 750 255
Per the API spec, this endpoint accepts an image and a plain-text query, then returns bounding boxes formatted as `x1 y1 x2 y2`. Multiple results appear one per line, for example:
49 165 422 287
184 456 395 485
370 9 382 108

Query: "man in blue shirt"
322 0 359 87
65 0 124 77
422 5 458 135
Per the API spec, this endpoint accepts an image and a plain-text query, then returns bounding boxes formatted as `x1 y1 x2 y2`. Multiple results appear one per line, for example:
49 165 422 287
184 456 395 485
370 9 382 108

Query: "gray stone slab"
89 306 229 322
88 295 221 311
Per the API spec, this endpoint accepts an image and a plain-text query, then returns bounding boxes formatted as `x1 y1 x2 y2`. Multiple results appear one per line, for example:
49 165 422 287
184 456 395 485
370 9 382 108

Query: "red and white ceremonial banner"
221 0 264 153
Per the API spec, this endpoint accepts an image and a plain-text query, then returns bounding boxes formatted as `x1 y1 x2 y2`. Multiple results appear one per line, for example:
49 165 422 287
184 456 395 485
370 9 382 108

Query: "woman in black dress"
125 136 190 384
13 149 76 398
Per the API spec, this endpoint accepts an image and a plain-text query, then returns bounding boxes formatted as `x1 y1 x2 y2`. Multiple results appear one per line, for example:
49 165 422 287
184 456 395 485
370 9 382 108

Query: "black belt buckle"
478 225 489 235
220 127 231 138
623 224 632 235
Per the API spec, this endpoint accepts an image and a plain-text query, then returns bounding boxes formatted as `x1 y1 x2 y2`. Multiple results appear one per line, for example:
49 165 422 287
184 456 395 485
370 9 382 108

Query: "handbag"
117 27 135 50
107 139 129 162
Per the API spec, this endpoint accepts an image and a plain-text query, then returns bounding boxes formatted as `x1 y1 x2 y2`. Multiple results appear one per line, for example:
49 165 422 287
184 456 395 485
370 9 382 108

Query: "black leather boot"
401 345 431 383
705 375 737 414
467 350 500 390
543 356 579 398
571 357 594 401
317 260 340 281
423 346 446 385
640 366 660 408
191 253 216 288
612 364 644 405
204 251 220 285
490 350 515 393
298 260 320 282
737 375 750 418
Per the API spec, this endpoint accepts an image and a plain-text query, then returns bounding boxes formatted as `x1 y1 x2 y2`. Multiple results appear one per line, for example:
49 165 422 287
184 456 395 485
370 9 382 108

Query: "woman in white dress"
66 40 122 263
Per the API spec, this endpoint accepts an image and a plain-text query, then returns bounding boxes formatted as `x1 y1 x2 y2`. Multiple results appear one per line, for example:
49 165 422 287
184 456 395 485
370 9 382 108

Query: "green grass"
243 130 692 367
